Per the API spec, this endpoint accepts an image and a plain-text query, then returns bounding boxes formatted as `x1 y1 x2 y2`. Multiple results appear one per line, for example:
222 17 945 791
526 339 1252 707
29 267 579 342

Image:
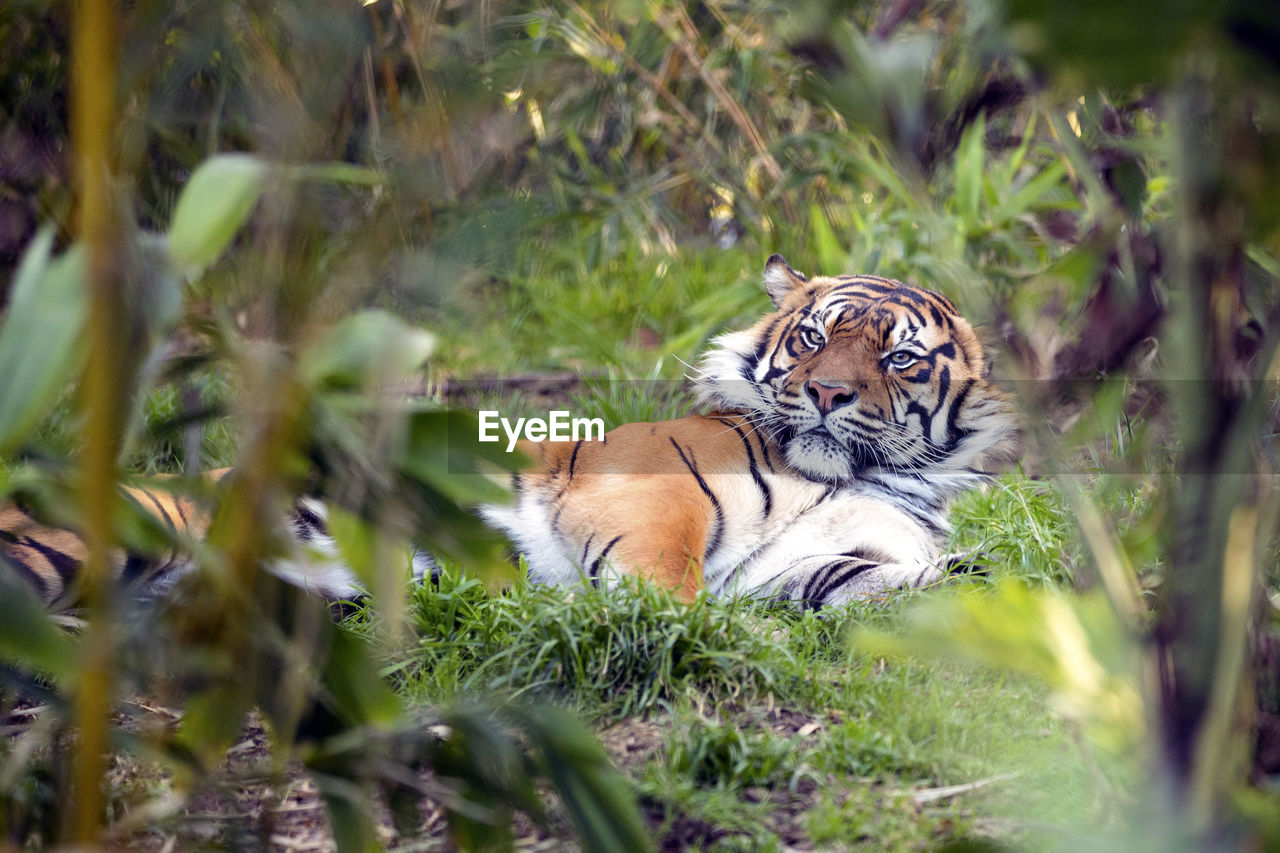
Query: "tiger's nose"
805 380 856 415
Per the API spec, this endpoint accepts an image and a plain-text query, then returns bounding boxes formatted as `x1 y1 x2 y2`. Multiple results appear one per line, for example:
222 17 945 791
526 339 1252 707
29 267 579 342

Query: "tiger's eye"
799 328 824 350
888 351 915 366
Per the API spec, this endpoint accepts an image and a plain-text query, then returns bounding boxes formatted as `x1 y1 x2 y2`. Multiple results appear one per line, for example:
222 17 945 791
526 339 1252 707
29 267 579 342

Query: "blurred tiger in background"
0 468 390 610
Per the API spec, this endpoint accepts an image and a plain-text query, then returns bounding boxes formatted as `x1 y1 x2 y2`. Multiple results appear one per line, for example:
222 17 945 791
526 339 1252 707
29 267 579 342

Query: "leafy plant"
0 132 641 853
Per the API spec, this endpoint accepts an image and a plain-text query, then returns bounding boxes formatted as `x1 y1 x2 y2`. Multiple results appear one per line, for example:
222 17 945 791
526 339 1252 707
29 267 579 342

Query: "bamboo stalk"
70 0 122 843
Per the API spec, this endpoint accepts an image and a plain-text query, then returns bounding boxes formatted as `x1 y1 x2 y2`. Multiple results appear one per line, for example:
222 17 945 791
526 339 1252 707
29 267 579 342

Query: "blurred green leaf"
1000 158 1070 221
322 628 403 728
166 153 268 279
285 163 385 186
0 230 87 455
178 684 254 767
809 203 847 273
854 581 1144 756
1109 159 1148 221
955 115 985 231
399 410 514 506
301 310 436 392
326 506 379 590
512 704 650 853
1004 0 1207 87
0 561 76 681
434 705 537 850
313 772 384 853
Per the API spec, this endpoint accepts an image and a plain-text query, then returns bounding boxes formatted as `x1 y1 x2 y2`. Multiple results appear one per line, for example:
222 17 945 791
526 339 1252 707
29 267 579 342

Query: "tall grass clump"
948 472 1082 586
400 570 807 717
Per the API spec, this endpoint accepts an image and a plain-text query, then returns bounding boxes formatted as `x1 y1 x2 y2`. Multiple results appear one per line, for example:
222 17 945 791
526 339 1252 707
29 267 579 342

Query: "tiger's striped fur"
1 469 397 609
482 255 1018 607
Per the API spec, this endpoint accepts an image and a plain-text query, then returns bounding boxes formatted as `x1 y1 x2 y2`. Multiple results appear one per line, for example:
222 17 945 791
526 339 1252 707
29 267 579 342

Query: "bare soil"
101 703 841 851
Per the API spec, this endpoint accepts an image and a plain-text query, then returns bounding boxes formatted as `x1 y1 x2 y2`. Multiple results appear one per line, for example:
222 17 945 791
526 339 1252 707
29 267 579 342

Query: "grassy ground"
360 474 1114 850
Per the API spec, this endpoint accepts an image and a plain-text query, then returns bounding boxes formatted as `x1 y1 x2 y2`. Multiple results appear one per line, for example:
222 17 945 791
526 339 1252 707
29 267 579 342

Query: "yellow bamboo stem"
70 0 121 843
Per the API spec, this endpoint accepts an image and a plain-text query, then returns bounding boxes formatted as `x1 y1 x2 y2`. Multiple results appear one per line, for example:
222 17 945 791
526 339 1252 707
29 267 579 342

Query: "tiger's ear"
763 254 807 307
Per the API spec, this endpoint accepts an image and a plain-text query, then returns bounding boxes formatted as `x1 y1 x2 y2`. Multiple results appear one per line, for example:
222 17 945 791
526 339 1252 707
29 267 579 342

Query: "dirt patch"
597 705 833 850
27 700 949 850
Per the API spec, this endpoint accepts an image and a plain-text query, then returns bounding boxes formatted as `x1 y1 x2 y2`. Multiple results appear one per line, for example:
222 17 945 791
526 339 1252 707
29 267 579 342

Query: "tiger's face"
696 255 1015 483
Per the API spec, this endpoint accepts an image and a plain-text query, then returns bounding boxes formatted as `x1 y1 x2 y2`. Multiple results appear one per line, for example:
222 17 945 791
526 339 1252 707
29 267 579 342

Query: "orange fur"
0 469 231 606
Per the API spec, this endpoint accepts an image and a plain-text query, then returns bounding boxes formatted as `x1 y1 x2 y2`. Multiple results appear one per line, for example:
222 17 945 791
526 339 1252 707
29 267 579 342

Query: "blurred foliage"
2 0 1280 847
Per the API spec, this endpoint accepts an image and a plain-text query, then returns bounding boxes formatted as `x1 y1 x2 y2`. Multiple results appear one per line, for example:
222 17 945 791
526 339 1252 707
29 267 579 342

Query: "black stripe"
840 545 894 565
928 365 952 422
752 429 777 473
898 503 946 538
1 554 53 599
579 533 596 568
753 315 783 364
944 379 974 450
550 498 567 531
890 287 941 310
800 563 832 603
813 559 878 602
898 302 927 328
20 536 82 586
171 496 190 528
567 440 584 481
902 366 933 385
291 501 326 541
924 289 958 312
841 281 896 296
668 438 723 561
588 535 623 587
11 502 39 521
905 400 933 436
121 552 155 583
726 421 772 518
138 489 177 533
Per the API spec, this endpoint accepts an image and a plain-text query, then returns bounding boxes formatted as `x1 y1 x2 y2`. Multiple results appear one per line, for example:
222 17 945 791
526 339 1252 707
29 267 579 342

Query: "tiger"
481 255 1019 608
0 468 400 609
5 256 1015 612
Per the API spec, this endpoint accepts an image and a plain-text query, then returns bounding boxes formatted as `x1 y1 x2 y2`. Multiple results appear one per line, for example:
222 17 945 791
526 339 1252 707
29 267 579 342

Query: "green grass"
28 364 238 475
949 471 1083 586
374 469 1115 849
382 568 1105 849
428 244 770 378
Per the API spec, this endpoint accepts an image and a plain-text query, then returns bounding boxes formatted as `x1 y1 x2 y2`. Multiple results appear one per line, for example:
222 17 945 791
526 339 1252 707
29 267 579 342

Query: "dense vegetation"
1 0 1279 848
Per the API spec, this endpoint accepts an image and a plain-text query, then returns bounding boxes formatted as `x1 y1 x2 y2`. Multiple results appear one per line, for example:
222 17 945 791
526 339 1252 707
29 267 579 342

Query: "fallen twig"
901 772 1020 805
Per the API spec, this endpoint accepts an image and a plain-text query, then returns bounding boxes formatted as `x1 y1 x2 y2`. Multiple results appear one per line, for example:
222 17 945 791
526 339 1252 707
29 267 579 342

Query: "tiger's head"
695 255 1018 485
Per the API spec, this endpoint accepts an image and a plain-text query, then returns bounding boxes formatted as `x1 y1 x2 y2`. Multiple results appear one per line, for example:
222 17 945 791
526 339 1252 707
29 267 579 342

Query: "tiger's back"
0 468 379 608
0 471 230 607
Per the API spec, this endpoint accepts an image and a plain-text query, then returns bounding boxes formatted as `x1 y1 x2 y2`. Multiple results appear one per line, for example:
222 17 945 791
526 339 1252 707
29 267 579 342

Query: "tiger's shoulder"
515 412 770 480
